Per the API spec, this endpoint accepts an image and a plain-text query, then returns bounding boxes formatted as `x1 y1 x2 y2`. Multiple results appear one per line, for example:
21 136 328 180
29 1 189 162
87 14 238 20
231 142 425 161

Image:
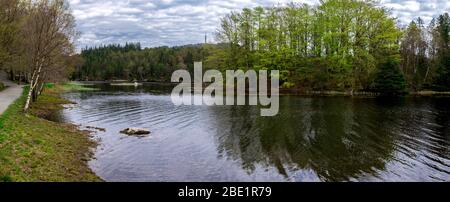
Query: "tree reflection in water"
210 97 449 181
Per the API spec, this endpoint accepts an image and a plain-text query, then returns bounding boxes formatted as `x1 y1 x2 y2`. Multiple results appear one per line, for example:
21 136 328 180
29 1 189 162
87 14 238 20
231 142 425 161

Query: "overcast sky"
68 0 450 50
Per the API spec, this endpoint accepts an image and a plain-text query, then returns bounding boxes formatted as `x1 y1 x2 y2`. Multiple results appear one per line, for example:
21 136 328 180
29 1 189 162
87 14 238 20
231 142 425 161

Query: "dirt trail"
0 71 23 115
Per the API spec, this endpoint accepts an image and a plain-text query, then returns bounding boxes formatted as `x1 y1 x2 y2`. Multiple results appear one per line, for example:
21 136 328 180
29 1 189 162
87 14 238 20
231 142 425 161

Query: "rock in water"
120 128 150 135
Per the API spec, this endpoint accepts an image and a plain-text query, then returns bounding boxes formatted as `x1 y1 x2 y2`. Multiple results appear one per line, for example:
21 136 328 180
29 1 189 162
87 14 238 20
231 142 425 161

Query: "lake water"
59 83 450 182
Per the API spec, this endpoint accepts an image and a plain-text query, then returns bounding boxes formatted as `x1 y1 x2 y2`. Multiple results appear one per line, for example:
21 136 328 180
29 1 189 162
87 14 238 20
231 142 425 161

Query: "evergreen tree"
71 2 449 95
373 59 407 95
433 13 450 91
75 43 213 81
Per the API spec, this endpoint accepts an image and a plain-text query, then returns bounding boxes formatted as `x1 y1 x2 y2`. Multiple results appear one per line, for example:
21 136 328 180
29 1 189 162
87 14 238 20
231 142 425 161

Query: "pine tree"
433 13 450 91
373 59 407 95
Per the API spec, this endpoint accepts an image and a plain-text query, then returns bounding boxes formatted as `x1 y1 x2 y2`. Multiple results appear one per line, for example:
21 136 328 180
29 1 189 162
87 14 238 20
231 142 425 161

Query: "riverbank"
58 80 450 181
280 89 450 97
0 85 101 182
74 81 450 97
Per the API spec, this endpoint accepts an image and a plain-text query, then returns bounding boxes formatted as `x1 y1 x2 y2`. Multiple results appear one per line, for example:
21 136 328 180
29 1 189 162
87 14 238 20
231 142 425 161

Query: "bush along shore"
0 85 101 182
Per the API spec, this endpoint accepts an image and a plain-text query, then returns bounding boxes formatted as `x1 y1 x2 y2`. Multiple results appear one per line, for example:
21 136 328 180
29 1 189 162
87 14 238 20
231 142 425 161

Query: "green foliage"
71 1 449 95
60 82 98 91
45 83 54 89
75 43 211 82
372 59 407 95
432 13 450 91
212 0 402 91
0 175 13 182
433 56 450 91
0 82 4 91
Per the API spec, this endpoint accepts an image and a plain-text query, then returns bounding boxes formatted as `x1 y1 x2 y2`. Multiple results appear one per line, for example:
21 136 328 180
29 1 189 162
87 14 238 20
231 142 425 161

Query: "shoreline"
0 85 102 182
73 81 450 97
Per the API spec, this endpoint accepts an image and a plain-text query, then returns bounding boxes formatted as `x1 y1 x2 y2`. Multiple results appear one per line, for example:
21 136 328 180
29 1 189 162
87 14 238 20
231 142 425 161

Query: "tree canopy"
4 0 448 95
74 43 214 82
0 0 77 112
75 0 450 93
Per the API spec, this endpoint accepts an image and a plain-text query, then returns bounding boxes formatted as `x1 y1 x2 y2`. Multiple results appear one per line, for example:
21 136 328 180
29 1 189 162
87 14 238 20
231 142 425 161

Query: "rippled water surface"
60 84 450 182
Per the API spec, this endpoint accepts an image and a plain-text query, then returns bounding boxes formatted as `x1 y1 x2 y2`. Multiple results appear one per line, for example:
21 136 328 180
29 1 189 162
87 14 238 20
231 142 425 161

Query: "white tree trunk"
24 65 42 112
424 65 431 84
23 85 33 112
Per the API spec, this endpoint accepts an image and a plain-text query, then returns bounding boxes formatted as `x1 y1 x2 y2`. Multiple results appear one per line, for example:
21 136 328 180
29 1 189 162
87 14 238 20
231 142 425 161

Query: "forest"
213 1 449 93
72 0 450 94
75 43 215 82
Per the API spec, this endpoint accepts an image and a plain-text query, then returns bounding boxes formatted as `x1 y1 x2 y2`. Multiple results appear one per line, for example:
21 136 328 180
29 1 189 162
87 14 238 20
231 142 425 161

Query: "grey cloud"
69 0 450 51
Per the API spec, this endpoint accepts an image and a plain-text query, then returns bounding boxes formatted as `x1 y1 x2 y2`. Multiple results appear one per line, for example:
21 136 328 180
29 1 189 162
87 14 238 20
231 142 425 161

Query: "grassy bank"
60 82 98 91
0 85 101 182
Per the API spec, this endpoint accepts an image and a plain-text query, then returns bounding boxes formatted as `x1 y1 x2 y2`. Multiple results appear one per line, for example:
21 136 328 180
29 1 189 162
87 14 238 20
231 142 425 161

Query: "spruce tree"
373 59 407 95
433 13 450 91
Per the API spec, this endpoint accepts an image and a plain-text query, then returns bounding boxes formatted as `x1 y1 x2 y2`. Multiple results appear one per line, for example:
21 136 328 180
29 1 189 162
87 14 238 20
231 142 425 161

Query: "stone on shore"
120 127 150 135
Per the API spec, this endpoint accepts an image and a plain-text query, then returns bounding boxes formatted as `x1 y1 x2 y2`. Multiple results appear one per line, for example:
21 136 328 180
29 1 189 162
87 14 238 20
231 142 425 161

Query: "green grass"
45 83 55 89
0 86 101 182
60 82 98 92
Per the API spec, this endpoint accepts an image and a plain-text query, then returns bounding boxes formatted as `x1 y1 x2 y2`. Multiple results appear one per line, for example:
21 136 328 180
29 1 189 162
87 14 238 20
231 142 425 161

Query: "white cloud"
69 0 450 51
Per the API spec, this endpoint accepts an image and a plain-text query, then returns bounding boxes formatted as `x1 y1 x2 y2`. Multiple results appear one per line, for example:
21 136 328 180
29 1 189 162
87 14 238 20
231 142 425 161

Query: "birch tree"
23 0 77 112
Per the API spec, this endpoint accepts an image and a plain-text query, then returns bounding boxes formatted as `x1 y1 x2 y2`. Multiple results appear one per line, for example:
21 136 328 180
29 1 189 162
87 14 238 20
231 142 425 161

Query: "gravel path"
0 71 23 115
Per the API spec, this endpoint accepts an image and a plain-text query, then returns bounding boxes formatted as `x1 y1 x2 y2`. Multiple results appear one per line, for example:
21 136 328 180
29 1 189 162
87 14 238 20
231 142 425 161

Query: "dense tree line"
0 0 77 112
213 0 449 93
401 14 450 91
70 0 450 94
213 0 401 92
74 43 214 81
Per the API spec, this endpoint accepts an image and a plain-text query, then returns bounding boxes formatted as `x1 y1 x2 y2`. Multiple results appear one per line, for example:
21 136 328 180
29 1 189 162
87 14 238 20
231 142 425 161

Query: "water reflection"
60 84 450 182
210 98 396 181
